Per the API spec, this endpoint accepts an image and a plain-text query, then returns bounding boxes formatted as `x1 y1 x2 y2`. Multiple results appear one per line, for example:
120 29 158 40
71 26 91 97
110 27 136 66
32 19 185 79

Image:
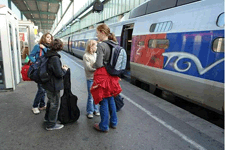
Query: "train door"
121 23 134 73
68 36 70 53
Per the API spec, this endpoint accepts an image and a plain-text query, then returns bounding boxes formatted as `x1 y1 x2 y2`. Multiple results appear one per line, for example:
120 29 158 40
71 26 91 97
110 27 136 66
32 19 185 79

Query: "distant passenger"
91 23 122 132
28 32 53 114
42 39 68 131
83 40 100 119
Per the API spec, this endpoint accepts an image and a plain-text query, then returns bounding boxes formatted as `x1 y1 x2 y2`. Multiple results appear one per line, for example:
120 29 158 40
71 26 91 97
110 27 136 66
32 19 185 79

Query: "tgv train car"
62 0 224 114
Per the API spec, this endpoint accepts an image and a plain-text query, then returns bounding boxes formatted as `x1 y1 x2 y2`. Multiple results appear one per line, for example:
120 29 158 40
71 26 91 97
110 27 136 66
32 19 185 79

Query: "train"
61 0 224 114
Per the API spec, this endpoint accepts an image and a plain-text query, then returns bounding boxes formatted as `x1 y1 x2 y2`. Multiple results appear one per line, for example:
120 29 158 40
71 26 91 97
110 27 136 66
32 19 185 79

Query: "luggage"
58 68 80 124
114 94 124 112
27 49 50 84
103 41 127 77
21 61 32 81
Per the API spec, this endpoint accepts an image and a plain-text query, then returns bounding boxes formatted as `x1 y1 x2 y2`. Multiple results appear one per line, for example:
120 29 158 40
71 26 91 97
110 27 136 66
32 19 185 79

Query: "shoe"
39 106 46 111
87 114 93 119
94 123 108 132
94 112 100 116
46 123 64 131
32 107 40 114
110 124 117 129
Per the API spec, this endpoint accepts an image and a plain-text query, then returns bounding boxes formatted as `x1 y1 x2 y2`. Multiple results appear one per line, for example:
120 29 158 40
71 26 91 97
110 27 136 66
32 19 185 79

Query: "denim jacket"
29 44 49 63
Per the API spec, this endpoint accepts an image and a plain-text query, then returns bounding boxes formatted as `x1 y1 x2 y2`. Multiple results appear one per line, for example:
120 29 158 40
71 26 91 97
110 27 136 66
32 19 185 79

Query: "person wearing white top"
83 40 100 119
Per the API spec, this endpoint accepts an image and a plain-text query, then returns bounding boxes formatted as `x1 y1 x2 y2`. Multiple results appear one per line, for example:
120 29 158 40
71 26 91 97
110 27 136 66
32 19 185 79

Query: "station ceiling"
11 0 61 33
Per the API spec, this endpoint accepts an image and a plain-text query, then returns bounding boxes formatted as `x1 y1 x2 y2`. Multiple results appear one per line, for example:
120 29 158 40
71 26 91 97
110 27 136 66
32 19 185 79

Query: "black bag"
58 68 80 124
28 49 50 84
114 94 124 112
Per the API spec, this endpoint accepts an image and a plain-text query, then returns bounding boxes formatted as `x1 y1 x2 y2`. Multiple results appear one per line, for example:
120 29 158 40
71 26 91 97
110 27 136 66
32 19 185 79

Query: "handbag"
114 94 124 112
21 49 42 81
21 60 32 81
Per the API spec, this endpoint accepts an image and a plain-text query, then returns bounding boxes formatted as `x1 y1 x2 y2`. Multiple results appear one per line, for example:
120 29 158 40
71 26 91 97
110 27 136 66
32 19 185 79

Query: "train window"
129 1 148 19
138 41 145 46
217 13 224 27
213 38 224 52
146 0 176 15
177 0 200 6
148 39 169 49
150 21 172 32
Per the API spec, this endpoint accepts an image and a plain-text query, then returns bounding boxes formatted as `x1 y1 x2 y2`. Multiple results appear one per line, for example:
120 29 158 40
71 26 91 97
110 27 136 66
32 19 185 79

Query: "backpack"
103 41 127 76
27 49 50 84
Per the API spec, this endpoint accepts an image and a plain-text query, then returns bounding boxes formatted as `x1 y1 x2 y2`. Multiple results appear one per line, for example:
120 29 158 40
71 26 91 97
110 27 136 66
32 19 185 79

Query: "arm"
83 54 96 72
51 56 66 78
28 44 39 63
93 44 104 68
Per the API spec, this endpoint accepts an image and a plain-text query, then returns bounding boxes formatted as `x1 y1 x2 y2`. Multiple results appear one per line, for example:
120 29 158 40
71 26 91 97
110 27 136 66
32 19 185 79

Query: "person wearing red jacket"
91 23 122 132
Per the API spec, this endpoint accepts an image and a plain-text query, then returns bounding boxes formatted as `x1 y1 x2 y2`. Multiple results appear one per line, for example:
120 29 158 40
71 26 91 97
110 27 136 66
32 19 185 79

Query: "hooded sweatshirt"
42 50 66 92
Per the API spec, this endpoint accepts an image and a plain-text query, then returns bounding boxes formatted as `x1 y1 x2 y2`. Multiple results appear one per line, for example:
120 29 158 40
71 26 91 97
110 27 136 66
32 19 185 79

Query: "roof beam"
36 0 61 3
22 11 56 15
36 23 52 26
31 18 55 21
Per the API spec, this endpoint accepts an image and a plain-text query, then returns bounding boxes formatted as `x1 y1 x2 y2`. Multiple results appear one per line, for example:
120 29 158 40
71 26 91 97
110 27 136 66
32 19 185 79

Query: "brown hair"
97 23 117 42
51 39 63 51
85 40 97 53
39 32 53 44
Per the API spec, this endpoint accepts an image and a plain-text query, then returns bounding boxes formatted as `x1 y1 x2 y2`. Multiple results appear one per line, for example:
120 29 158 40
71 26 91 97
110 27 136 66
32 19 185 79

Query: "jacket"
29 44 49 63
83 52 96 80
90 67 122 105
42 50 66 92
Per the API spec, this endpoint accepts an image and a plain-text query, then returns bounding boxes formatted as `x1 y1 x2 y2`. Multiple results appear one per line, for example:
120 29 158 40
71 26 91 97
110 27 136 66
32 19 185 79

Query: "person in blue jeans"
92 23 120 132
83 40 100 119
29 32 53 114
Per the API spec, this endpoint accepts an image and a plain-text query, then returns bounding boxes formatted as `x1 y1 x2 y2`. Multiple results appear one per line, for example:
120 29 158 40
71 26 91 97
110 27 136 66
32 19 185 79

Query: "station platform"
0 51 223 150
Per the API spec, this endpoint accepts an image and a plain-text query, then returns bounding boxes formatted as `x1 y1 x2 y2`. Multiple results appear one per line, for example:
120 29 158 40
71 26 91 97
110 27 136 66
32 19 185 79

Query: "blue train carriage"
129 0 224 114
70 29 97 58
61 35 71 53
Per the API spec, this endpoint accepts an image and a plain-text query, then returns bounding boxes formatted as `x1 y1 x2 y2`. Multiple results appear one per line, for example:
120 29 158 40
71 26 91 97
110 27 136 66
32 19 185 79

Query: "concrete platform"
0 51 223 150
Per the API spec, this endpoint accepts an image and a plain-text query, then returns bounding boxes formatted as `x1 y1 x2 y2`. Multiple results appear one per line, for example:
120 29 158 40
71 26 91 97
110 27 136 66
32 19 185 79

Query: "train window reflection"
150 21 172 32
213 38 224 52
148 39 169 49
217 13 224 27
138 41 145 46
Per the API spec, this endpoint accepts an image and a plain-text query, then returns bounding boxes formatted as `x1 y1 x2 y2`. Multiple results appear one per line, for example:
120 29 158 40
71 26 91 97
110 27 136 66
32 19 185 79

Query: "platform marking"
60 51 207 150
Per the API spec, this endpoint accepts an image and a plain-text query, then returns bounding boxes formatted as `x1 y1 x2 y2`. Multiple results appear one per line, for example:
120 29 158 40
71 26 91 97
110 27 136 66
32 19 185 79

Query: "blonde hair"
97 23 117 42
85 40 97 53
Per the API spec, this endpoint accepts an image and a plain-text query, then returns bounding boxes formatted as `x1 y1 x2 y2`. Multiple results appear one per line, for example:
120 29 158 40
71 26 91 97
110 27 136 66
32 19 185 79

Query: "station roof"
11 0 61 33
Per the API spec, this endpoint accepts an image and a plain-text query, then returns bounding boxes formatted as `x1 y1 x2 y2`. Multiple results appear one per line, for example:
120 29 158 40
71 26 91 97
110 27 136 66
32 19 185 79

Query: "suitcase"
21 61 32 81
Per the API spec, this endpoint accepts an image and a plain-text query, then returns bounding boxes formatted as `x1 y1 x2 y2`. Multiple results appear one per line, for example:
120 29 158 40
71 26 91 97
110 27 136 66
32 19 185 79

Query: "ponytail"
108 33 117 42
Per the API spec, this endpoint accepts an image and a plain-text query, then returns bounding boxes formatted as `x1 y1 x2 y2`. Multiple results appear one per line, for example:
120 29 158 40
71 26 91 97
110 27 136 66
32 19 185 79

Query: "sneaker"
46 124 64 131
94 112 100 116
39 106 46 111
32 107 40 114
87 114 93 119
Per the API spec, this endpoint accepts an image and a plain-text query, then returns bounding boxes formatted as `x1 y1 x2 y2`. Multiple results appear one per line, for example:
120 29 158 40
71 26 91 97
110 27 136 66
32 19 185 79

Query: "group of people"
29 23 122 132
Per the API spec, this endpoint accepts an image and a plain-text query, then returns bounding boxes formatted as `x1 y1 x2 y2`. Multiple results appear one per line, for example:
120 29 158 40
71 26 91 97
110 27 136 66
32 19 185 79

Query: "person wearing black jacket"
42 39 68 131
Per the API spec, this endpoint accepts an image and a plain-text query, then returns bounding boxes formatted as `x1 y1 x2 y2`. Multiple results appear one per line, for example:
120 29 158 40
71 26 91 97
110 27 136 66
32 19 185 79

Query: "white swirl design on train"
162 52 225 75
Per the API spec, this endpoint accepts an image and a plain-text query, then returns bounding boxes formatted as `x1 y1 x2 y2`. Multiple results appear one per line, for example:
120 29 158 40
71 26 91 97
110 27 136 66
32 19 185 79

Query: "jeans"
99 96 117 131
86 79 99 114
45 90 60 128
32 83 46 108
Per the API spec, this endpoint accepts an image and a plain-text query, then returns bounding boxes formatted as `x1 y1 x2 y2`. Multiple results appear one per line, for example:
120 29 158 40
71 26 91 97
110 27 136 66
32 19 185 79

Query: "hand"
0 5 6 8
39 44 45 49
